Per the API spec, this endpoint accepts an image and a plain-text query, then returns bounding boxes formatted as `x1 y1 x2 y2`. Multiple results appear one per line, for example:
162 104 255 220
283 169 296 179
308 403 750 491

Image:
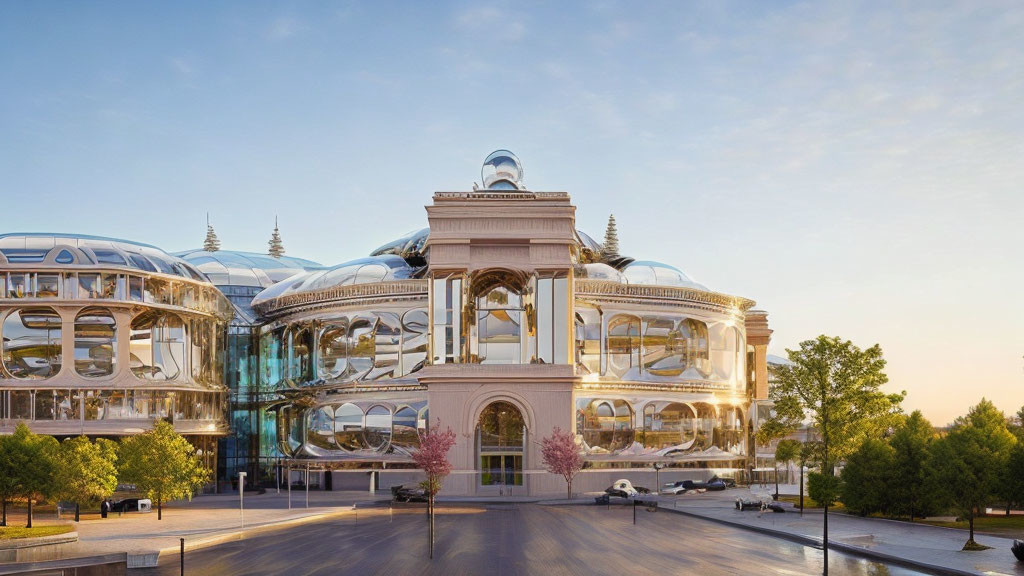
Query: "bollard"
180 537 185 576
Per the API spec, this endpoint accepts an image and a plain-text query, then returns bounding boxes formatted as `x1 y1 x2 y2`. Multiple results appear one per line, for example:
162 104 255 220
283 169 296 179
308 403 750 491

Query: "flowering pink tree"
413 420 456 559
541 426 584 500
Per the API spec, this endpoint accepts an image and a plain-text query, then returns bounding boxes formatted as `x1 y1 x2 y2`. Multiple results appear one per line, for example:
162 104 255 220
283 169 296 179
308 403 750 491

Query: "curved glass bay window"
577 399 634 453
364 405 392 450
476 285 524 364
1 308 62 379
131 311 186 381
285 325 313 383
606 315 640 377
74 308 116 377
681 319 711 376
334 402 364 451
641 402 698 450
477 401 525 486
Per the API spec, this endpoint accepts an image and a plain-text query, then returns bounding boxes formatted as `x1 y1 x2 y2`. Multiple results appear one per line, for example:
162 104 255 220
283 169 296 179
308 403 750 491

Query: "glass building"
0 152 774 495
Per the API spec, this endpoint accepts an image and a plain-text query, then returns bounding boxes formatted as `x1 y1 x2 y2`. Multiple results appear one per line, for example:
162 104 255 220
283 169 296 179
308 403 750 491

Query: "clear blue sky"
2 1 1022 425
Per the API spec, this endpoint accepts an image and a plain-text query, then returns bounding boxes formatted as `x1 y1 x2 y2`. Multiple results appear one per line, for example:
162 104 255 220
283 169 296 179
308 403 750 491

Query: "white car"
604 479 650 498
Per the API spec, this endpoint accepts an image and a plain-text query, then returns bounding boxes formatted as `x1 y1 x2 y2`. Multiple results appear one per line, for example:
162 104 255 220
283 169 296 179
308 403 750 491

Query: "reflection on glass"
307 405 336 450
2 308 62 379
10 390 31 419
392 406 419 448
363 405 392 449
286 326 313 382
131 311 186 381
401 310 428 375
7 273 29 298
34 390 55 420
36 274 59 298
478 401 525 486
477 285 523 365
74 307 116 378
607 315 640 377
577 399 634 453
334 403 363 451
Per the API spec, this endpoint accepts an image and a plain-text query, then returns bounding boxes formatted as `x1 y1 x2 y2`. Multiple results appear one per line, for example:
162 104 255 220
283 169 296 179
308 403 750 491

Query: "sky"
1 1 1022 426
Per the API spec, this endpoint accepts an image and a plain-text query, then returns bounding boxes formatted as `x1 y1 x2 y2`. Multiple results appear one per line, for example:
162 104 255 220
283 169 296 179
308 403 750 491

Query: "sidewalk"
0 489 390 567
661 489 1024 576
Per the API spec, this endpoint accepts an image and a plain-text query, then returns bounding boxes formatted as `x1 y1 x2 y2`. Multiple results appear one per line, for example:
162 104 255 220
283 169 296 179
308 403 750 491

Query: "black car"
709 475 736 488
391 485 428 503
111 498 141 512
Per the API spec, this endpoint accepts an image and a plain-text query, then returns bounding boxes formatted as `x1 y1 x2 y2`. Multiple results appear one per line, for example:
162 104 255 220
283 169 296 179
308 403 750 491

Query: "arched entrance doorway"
476 401 525 487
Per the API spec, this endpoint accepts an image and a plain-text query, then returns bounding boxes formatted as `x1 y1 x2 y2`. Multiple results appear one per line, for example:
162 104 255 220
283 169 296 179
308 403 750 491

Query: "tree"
929 399 1017 550
774 439 801 499
765 335 903 575
889 411 936 521
540 427 584 500
4 423 59 528
0 433 15 526
797 441 820 515
602 214 619 257
268 216 285 258
202 213 221 252
840 438 894 516
118 421 211 520
54 437 119 522
412 420 456 559
1004 444 1024 517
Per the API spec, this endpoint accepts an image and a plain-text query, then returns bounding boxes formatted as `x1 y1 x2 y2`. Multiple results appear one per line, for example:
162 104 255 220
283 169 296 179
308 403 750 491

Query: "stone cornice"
574 280 756 315
253 280 429 319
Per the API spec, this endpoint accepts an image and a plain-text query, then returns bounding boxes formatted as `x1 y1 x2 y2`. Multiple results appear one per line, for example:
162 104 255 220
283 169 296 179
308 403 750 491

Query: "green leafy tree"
796 441 820 514
54 437 119 522
4 423 59 528
1004 444 1024 516
763 335 903 575
840 438 894 516
774 439 801 499
889 411 937 521
0 433 15 526
118 421 211 520
928 399 1017 549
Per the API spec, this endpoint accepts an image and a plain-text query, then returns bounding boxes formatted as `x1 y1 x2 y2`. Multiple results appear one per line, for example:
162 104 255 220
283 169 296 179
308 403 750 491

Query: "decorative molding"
574 280 756 314
254 280 429 318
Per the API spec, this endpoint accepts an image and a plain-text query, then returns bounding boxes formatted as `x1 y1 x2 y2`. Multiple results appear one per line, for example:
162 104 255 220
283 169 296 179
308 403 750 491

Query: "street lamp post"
238 472 247 531
653 462 665 493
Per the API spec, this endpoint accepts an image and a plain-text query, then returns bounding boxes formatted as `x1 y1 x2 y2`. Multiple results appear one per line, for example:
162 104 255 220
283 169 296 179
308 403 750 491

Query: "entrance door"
477 401 525 487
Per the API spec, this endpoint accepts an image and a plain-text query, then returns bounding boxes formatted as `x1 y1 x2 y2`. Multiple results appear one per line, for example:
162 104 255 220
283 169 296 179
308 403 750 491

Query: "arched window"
286 325 313 383
642 316 685 376
578 398 634 453
74 307 116 378
681 319 710 377
306 405 336 451
318 322 349 380
476 285 524 364
642 402 697 450
131 311 187 381
334 403 364 451
1 308 62 379
477 401 525 486
606 315 641 377
363 405 392 450
392 405 420 449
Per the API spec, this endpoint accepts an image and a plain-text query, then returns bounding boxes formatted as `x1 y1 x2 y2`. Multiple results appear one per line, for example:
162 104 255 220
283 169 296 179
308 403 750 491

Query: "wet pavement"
133 503 928 576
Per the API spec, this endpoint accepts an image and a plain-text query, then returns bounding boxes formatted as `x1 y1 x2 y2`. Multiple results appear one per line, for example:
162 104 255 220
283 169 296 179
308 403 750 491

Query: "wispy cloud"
267 16 304 41
453 6 525 41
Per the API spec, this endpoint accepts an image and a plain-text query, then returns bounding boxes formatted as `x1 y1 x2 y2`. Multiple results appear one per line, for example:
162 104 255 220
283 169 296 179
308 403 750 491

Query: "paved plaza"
136 502 922 576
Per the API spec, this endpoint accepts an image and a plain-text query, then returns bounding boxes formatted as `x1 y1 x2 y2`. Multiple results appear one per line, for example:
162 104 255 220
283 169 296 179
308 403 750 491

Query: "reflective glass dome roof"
0 233 208 281
622 261 707 291
481 149 525 190
370 228 429 260
251 255 416 306
176 249 322 289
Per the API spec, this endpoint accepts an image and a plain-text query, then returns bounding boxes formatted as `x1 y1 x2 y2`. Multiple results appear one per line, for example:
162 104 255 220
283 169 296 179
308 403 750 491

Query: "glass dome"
0 233 207 281
622 261 708 291
251 255 416 307
481 150 524 190
176 249 322 289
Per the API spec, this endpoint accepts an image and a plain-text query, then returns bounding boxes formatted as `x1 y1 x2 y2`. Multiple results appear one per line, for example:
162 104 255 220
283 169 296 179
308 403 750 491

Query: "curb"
131 503 388 568
661 506 981 576
0 531 78 550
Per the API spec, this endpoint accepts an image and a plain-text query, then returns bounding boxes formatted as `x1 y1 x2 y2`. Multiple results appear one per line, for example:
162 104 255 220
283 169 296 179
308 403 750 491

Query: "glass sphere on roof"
481 150 524 190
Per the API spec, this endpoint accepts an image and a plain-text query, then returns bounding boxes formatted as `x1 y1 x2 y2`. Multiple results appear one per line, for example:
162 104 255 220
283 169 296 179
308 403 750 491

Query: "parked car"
709 475 736 488
604 479 649 498
391 484 428 503
662 478 724 494
111 498 141 512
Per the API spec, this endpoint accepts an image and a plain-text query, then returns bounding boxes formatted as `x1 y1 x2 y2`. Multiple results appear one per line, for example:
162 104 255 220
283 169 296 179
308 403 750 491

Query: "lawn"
775 495 847 513
919 515 1024 538
0 525 75 540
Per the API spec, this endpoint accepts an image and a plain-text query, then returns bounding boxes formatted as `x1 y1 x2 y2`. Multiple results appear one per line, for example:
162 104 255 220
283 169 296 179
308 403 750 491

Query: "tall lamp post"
653 462 665 494
238 472 247 531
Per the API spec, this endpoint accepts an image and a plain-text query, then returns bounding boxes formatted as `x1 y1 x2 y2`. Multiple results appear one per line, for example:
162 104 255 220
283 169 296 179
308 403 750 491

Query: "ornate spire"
203 213 221 252
603 213 619 258
268 216 285 258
